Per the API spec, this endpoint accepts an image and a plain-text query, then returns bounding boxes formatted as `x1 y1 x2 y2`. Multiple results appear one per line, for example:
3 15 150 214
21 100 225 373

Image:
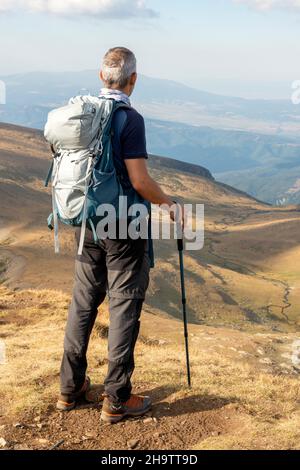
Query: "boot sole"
100 404 152 424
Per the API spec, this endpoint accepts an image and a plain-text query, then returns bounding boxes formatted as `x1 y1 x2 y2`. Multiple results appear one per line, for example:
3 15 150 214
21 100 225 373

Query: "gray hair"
101 47 136 89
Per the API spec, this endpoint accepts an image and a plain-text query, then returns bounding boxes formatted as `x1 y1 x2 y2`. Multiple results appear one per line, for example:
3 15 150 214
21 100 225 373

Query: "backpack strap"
111 106 128 181
113 106 128 139
88 218 98 244
47 213 54 230
52 185 60 254
77 153 95 256
44 160 54 188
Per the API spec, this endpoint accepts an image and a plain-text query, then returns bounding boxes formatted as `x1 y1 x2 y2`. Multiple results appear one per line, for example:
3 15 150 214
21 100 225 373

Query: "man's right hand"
169 202 185 233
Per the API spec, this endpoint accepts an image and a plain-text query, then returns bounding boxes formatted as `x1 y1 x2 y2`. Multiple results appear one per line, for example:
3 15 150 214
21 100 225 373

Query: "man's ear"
130 72 137 86
99 70 104 82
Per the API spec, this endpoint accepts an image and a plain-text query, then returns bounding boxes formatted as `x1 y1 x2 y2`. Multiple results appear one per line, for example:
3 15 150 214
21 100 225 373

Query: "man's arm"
125 158 184 226
125 158 173 206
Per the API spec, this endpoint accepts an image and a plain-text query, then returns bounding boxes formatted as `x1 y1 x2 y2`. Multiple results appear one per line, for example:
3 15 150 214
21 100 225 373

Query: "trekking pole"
177 237 192 388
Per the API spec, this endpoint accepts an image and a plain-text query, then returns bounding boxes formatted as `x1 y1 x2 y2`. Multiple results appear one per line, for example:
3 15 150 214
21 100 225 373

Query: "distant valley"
0 70 300 205
147 119 300 205
1 71 299 135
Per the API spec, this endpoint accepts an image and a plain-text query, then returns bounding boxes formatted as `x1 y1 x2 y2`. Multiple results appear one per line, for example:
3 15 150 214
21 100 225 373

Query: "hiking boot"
100 394 152 424
56 376 91 411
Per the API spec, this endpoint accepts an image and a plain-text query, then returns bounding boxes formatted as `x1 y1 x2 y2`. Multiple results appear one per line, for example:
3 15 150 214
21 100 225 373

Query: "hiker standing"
54 47 182 423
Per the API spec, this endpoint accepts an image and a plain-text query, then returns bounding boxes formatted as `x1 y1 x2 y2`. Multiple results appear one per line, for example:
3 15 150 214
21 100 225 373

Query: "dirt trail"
0 220 27 288
2 386 241 451
0 221 12 243
206 211 296 327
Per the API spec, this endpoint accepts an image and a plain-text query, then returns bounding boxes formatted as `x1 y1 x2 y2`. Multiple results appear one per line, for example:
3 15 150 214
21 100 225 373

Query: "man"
57 47 181 424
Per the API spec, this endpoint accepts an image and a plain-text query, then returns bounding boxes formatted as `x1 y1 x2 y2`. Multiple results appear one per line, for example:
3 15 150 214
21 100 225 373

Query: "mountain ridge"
1 70 299 135
0 121 269 206
0 122 215 182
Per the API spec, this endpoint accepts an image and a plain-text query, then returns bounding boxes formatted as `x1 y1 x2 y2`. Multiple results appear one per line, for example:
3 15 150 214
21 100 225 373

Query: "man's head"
100 47 137 96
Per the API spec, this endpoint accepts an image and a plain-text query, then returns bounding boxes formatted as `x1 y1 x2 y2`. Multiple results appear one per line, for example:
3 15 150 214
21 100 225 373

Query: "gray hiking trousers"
60 226 150 403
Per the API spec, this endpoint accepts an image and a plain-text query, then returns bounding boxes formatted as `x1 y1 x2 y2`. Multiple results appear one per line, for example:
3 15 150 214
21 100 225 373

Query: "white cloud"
234 0 300 11
0 0 158 18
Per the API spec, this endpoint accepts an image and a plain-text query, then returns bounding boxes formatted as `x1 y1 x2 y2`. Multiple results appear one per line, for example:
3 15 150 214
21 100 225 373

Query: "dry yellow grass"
1 285 300 449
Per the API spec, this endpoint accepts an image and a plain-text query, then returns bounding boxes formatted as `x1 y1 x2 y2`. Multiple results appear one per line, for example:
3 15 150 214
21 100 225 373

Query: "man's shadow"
76 383 237 418
142 385 236 417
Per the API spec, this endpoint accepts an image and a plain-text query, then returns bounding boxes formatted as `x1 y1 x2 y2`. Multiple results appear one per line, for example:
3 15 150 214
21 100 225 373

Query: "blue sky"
0 0 299 97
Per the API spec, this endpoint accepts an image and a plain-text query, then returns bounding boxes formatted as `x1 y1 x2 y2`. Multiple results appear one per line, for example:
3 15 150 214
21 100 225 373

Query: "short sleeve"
121 110 148 160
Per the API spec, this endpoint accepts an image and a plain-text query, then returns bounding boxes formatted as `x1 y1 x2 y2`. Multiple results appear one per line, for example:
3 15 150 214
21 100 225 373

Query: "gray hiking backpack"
44 95 148 256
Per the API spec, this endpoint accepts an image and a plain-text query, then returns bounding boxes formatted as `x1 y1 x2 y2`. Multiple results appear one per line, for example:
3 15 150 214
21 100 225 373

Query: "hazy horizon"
0 0 300 100
0 68 295 101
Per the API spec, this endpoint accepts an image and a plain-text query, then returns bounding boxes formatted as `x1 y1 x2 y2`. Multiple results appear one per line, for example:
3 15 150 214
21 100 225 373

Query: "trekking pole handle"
172 200 184 251
177 238 184 252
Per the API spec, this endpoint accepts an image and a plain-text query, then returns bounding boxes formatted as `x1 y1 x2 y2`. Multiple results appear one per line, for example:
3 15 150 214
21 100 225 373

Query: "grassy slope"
1 123 300 449
1 285 300 450
2 124 300 331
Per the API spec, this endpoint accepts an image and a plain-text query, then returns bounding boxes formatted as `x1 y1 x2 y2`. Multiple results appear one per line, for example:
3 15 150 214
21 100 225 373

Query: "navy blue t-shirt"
111 107 148 187
110 106 153 265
